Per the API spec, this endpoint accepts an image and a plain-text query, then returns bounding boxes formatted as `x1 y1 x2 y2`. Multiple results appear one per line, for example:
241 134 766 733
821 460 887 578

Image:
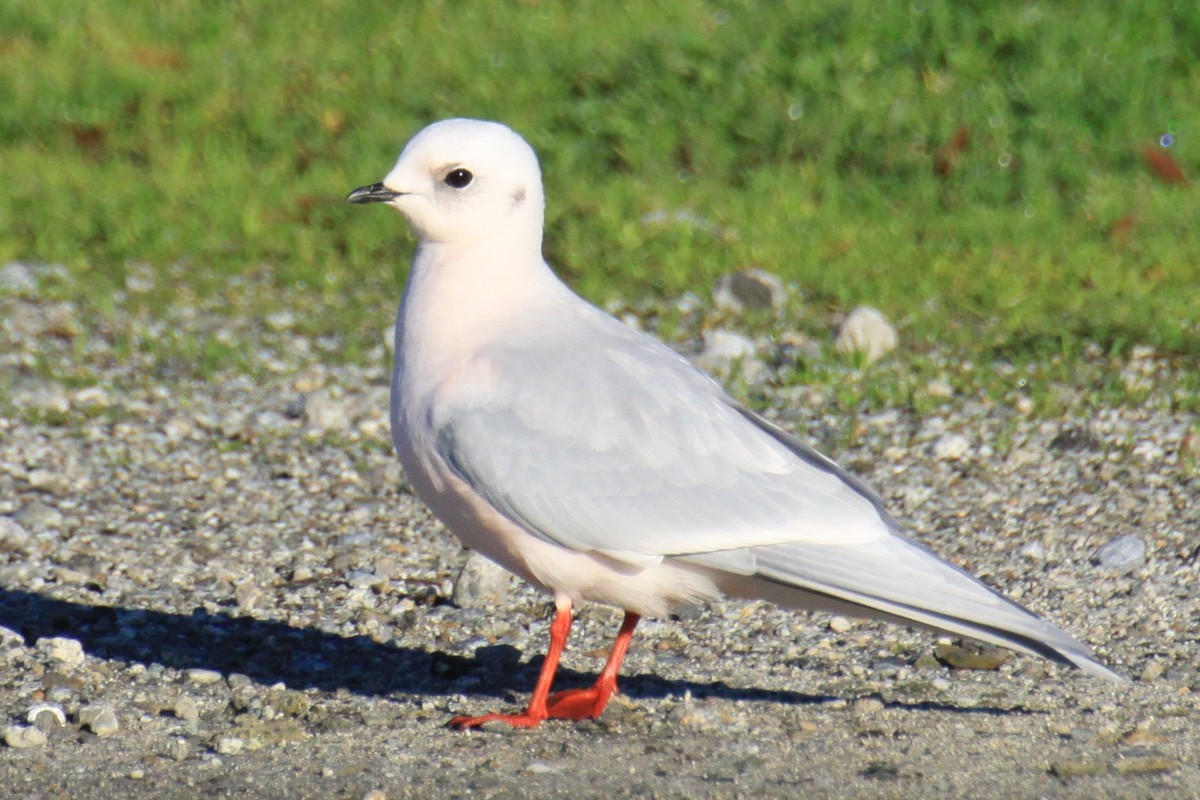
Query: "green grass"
2 1 1198 383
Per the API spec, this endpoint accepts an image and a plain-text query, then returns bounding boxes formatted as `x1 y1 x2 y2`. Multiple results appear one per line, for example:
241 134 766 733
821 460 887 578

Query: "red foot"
448 711 548 730
545 683 617 720
446 607 639 731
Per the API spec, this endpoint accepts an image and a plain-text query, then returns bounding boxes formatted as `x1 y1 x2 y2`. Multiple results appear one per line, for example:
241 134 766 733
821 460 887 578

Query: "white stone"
3 725 47 749
834 306 898 364
305 388 352 434
695 329 765 381
932 432 972 461
451 550 515 609
37 636 85 667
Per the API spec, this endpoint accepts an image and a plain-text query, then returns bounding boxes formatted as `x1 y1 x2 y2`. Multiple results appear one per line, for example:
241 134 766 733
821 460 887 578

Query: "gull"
346 119 1125 728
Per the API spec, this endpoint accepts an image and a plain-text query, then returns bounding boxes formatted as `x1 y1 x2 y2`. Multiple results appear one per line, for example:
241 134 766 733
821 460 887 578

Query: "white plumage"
347 119 1124 728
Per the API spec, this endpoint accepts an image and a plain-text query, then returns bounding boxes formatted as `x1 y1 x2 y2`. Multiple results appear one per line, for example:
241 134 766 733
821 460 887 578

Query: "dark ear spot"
511 187 526 208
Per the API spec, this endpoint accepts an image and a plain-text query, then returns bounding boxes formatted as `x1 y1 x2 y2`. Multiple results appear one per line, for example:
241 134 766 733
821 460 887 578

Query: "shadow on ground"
0 589 1030 717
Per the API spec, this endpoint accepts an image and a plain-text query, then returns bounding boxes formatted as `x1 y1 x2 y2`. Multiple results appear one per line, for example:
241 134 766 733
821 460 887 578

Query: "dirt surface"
1 287 1198 799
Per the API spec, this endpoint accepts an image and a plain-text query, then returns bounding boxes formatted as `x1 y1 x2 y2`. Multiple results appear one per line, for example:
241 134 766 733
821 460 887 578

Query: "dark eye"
444 168 473 189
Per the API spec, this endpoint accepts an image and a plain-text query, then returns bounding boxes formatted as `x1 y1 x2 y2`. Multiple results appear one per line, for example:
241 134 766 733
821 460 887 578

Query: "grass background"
2 1 1198 399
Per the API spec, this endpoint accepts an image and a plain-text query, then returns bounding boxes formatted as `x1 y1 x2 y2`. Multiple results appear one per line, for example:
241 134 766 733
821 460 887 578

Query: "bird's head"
347 118 545 248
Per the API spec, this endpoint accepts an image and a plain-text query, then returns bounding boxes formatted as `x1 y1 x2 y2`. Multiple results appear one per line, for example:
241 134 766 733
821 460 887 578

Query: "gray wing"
433 304 894 566
431 303 1125 681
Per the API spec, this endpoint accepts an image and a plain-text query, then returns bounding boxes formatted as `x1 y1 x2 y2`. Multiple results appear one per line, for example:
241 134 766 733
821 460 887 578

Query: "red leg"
448 596 573 729
544 611 640 721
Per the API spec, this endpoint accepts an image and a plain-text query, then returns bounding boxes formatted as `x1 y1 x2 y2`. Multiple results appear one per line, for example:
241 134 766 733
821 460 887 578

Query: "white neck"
393 235 564 397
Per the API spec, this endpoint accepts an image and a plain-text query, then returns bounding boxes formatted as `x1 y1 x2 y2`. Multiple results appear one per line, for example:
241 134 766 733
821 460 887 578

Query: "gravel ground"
1 279 1198 799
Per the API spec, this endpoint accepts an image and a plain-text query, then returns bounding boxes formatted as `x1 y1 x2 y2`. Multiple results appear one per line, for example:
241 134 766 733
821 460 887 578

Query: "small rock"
3 725 48 749
235 581 264 611
173 697 201 723
26 703 67 729
934 640 1009 671
834 306 897 364
932 432 971 461
451 551 515 609
15 501 65 532
925 379 954 398
28 468 72 494
78 705 119 736
695 328 764 380
186 668 223 685
163 416 196 442
265 310 296 330
852 697 885 714
523 761 560 775
1120 728 1167 746
362 791 387 800
1050 761 1106 779
305 388 352 434
712 268 786 313
0 517 32 548
1049 426 1102 452
1138 661 1166 683
1017 540 1046 561
15 383 72 415
73 385 112 408
0 262 39 293
1112 756 1179 776
828 616 853 633
1093 535 1146 573
214 736 245 755
37 636 85 668
166 738 190 762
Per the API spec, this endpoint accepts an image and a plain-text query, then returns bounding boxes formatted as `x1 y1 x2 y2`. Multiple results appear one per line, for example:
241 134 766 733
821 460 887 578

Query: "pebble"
932 432 971 461
834 306 897 364
165 738 190 762
15 383 71 415
1050 760 1105 779
305 388 352 434
852 697 885 714
696 328 764 380
0 261 39 292
711 268 786 313
174 697 201 723
78 705 119 737
1017 540 1046 560
3 725 48 749
214 736 245 755
15 501 65 532
186 668 223 685
1138 661 1166 683
0 516 31 548
1112 756 1179 776
362 791 387 800
37 636 85 668
1093 535 1146 572
1049 426 1102 452
73 385 112 408
934 640 1009 671
451 550 515 609
828 616 853 633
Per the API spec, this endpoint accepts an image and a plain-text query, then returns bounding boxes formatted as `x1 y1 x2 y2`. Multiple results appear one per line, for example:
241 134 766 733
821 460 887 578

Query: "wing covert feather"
433 307 891 562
